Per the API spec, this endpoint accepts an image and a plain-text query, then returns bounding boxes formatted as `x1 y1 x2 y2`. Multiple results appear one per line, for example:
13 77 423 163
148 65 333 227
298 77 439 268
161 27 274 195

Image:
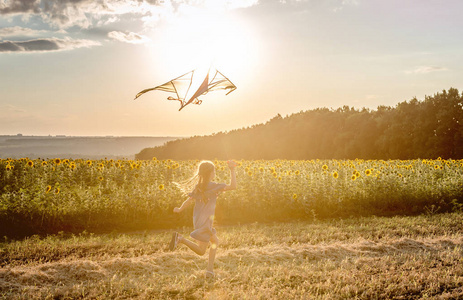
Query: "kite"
134 68 237 111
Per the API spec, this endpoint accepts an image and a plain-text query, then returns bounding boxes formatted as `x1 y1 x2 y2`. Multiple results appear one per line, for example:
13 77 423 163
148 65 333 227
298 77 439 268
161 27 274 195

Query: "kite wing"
134 71 194 102
134 68 236 111
207 70 237 96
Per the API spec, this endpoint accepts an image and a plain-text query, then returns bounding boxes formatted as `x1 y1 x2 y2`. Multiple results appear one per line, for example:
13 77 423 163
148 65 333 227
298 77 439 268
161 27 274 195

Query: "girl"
170 160 237 278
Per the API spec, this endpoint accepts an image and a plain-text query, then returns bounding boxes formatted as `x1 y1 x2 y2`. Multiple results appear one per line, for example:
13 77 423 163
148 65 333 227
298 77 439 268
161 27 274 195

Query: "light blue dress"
188 182 227 243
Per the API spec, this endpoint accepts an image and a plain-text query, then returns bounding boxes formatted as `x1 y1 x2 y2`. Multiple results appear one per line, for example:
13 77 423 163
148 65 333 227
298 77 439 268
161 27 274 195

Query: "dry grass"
1 213 463 299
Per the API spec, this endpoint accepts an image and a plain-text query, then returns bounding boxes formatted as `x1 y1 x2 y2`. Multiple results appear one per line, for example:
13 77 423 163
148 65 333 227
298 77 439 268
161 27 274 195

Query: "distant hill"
136 88 463 160
0 136 179 159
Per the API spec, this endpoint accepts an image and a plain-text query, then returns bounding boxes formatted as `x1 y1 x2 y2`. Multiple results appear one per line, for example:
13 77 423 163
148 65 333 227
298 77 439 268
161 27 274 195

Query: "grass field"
1 212 463 299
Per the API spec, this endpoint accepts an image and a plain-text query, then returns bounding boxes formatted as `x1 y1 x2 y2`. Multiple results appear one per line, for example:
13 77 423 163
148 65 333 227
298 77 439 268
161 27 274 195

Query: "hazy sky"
1 0 462 136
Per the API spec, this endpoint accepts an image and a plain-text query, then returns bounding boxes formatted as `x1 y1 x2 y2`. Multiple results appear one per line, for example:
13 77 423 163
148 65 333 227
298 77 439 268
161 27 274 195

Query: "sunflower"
42 161 48 166
292 194 298 200
248 171 253 176
55 187 60 194
278 176 282 182
45 185 52 193
86 160 92 166
159 184 165 191
333 171 339 179
295 170 300 176
98 176 104 181
54 158 61 165
365 169 372 176
322 165 328 170
26 160 34 167
351 175 357 181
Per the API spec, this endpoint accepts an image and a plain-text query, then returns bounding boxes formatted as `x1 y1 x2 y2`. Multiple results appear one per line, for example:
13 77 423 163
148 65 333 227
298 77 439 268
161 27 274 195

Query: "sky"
1 0 462 137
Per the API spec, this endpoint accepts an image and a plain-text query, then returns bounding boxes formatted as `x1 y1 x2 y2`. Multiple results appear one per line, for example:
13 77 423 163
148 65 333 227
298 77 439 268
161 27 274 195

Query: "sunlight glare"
152 9 259 83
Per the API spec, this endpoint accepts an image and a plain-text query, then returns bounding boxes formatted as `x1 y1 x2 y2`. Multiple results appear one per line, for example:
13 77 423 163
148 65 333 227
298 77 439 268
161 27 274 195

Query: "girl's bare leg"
178 235 208 256
207 234 219 273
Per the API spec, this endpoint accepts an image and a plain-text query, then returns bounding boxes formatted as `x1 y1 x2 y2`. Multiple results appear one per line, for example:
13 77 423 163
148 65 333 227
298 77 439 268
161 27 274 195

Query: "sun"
151 9 259 82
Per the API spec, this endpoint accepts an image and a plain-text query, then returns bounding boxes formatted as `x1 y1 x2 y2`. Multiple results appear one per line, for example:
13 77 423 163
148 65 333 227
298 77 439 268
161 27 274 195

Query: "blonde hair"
175 160 215 202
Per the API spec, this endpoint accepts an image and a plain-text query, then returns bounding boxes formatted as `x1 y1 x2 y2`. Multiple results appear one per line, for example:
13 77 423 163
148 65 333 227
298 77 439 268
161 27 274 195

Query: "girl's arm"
173 197 193 213
224 160 237 191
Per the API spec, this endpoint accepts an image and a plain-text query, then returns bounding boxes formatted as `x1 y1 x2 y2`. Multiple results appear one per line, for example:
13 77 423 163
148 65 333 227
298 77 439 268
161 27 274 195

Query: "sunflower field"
1 157 463 237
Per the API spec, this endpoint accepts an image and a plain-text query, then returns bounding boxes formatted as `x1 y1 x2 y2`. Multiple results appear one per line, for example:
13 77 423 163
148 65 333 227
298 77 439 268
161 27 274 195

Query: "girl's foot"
205 270 215 279
169 232 178 251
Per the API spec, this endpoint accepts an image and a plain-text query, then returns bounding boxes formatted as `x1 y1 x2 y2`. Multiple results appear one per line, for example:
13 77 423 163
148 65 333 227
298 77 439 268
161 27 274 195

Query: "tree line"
136 88 463 160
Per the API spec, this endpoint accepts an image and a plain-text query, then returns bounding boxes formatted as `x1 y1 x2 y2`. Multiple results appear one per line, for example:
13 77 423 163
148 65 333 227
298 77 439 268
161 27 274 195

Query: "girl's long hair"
175 160 215 203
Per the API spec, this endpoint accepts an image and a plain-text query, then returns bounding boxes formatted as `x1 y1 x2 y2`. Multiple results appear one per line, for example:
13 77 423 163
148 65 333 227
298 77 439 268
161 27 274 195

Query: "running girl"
169 160 237 278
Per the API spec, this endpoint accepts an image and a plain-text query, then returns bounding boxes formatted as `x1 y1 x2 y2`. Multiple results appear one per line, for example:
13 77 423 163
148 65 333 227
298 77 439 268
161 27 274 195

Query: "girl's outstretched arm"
173 197 193 213
224 160 237 191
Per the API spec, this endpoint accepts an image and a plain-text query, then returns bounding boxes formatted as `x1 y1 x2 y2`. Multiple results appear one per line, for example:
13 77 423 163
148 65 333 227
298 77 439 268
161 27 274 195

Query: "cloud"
0 37 100 52
0 104 26 113
333 0 359 12
365 95 380 100
199 0 258 10
0 26 47 37
405 66 448 74
0 0 40 14
108 31 150 44
1 0 260 29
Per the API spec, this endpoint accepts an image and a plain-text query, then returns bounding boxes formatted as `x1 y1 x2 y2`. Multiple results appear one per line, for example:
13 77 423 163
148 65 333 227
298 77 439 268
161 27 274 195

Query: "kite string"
207 64 232 161
210 104 231 161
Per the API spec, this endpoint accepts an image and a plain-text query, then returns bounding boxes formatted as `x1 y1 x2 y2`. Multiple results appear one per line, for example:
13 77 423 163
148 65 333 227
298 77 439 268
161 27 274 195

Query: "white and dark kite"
134 68 236 111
